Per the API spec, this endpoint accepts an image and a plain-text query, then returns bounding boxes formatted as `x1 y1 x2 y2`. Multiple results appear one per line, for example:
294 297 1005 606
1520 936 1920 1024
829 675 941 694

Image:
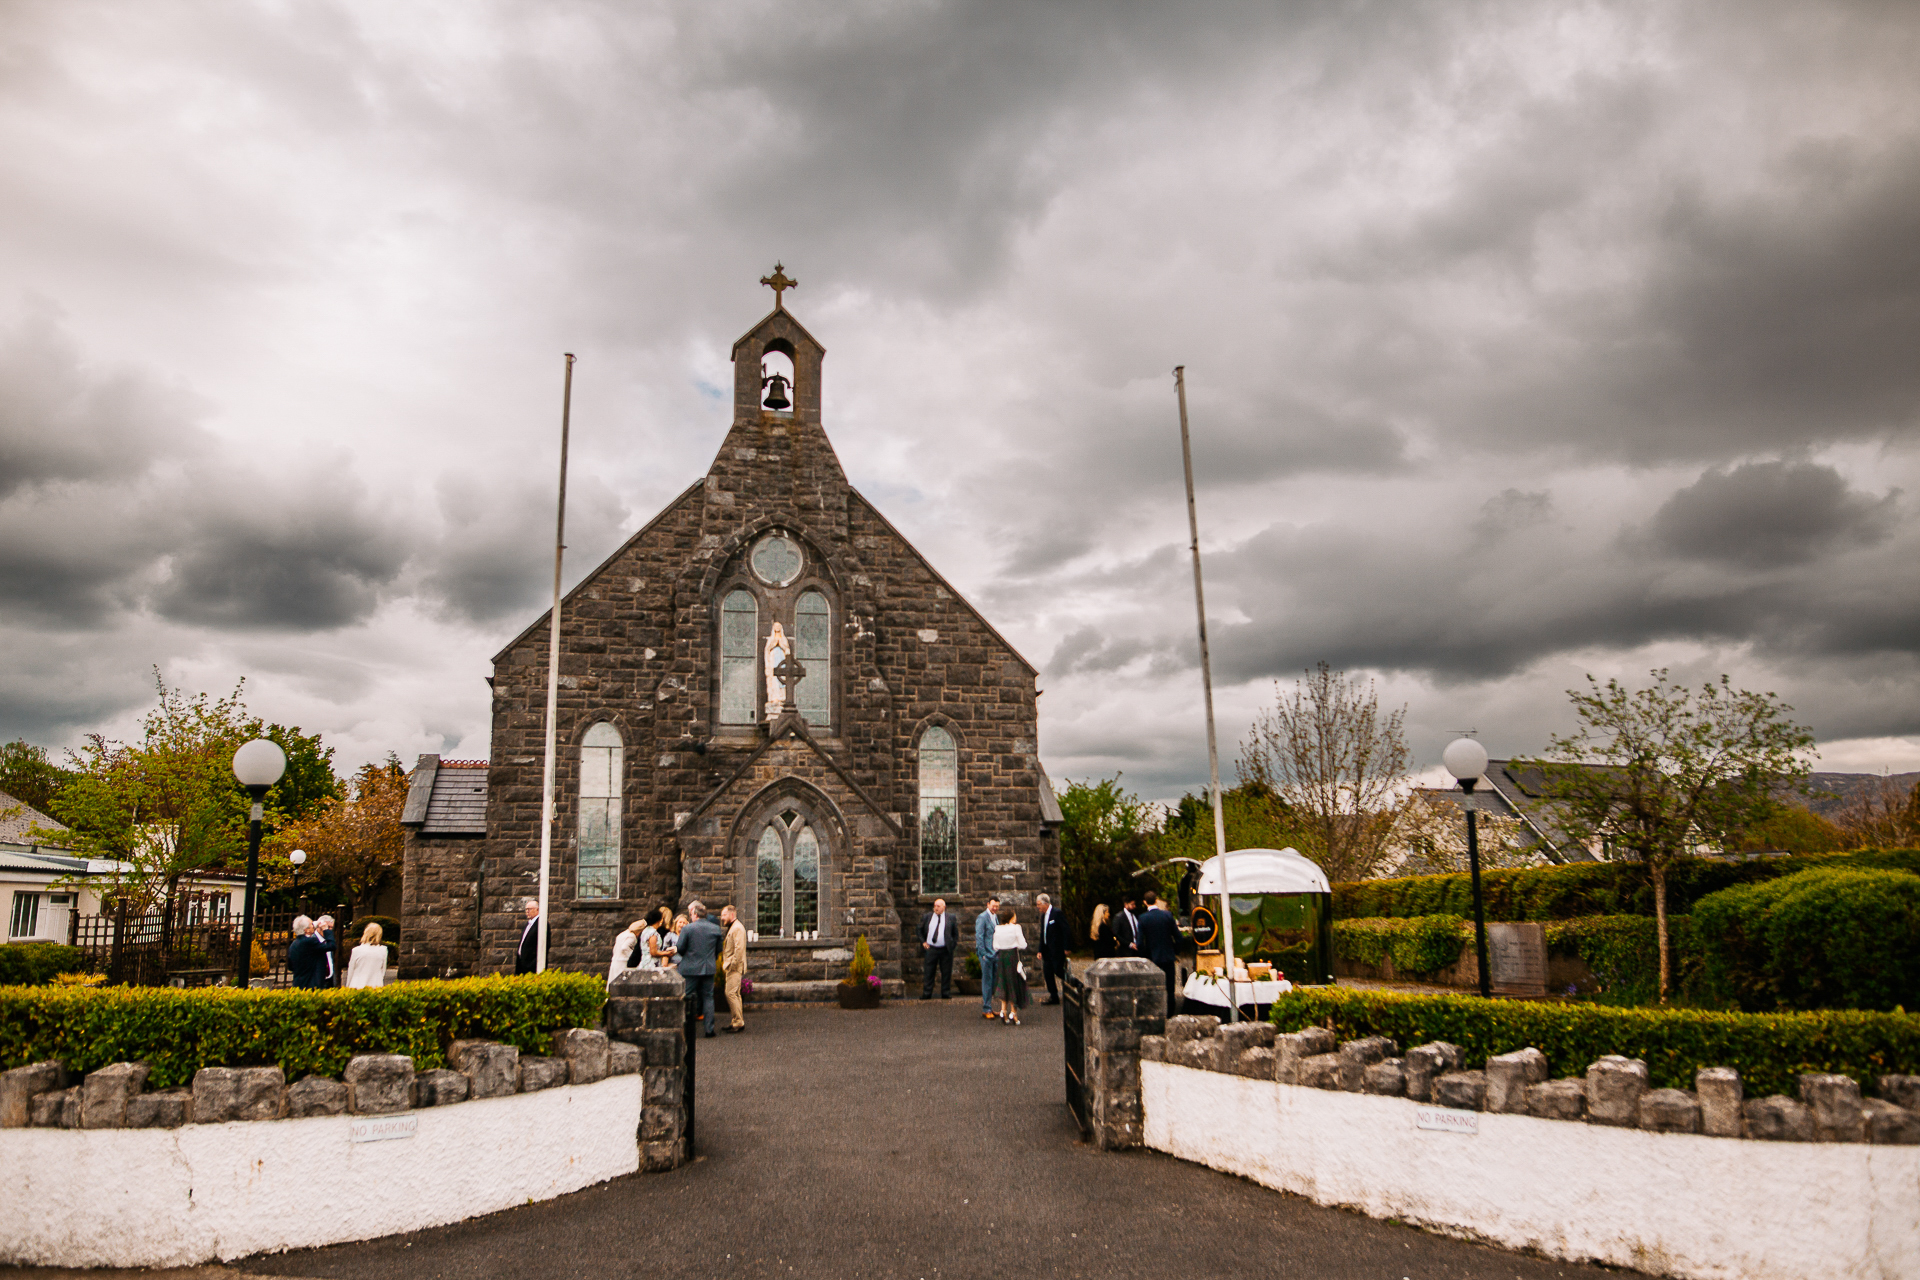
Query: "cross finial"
772 648 808 711
760 262 798 309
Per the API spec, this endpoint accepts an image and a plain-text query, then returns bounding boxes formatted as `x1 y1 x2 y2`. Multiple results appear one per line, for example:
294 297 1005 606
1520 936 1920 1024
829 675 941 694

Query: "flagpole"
1175 366 1237 1023
537 353 575 973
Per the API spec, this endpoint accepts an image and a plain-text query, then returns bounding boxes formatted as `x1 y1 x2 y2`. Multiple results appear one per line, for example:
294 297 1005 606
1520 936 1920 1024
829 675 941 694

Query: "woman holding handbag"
991 906 1030 1025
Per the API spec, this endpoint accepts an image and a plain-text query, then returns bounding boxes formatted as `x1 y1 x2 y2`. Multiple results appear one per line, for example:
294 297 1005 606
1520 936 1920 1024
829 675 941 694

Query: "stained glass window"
756 825 783 937
577 722 622 899
750 534 802 586
918 725 958 895
795 590 830 727
720 589 758 724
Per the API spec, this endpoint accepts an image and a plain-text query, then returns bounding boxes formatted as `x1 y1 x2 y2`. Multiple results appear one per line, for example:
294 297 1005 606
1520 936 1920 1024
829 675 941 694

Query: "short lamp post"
289 848 307 908
1443 736 1493 999
232 739 288 988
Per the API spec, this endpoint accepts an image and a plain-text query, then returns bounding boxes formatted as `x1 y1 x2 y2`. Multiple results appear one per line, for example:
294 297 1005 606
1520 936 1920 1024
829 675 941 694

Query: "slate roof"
401 755 489 836
1419 759 1600 864
0 789 68 846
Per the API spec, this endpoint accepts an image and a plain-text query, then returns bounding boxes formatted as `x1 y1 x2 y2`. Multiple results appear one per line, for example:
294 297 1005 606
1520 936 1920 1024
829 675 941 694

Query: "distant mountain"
1792 772 1920 818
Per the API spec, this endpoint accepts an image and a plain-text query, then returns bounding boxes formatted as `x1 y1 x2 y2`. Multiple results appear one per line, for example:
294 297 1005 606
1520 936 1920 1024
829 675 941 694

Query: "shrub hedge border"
1331 849 1920 923
1268 985 1919 1097
0 973 607 1089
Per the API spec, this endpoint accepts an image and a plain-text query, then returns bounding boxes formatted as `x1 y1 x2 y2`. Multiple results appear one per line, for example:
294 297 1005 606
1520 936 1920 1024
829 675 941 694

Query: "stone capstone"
126 1087 191 1128
344 1055 416 1115
1431 1069 1487 1111
192 1067 286 1123
1638 1088 1701 1134
1584 1056 1647 1127
1363 1058 1407 1096
1878 1073 1920 1114
1863 1098 1920 1145
413 1068 470 1107
1483 1047 1547 1115
80 1060 151 1129
519 1055 569 1092
286 1076 350 1118
31 1085 79 1127
1165 1014 1221 1043
1798 1073 1865 1143
450 1039 520 1099
0 1060 65 1128
608 1040 642 1076
1337 1036 1398 1091
1233 1047 1276 1080
1695 1067 1743 1138
1140 1035 1167 1063
1402 1041 1464 1102
1296 1054 1345 1091
1274 1027 1337 1085
556 1028 611 1085
1743 1095 1814 1142
1525 1078 1586 1121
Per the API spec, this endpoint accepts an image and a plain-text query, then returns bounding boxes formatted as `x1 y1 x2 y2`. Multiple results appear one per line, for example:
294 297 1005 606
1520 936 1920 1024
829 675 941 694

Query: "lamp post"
232 739 287 987
289 848 307 909
1443 736 1493 999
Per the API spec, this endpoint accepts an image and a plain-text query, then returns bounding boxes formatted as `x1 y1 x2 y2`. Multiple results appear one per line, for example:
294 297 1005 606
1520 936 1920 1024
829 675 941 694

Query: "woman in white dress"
344 923 389 989
991 908 1030 1025
607 919 647 983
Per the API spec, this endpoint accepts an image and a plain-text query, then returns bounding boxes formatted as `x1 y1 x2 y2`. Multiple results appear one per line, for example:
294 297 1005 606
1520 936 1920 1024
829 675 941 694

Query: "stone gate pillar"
605 968 692 1171
1081 958 1167 1150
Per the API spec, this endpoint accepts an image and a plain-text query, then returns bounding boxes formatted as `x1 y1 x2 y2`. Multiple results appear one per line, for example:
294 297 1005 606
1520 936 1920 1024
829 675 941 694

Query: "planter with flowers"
837 934 884 1009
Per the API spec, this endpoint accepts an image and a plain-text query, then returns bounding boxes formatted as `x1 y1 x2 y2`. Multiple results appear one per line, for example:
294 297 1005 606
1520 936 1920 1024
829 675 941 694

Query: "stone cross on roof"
759 262 798 310
772 648 808 711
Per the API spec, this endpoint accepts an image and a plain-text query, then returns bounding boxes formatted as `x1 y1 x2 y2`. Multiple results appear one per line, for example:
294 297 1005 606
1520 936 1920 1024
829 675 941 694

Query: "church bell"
761 369 791 410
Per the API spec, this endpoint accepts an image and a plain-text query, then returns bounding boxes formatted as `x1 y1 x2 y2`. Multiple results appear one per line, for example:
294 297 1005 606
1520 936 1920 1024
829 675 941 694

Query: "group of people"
512 898 750 1038
286 914 389 989
1087 889 1183 1005
917 893 1069 1024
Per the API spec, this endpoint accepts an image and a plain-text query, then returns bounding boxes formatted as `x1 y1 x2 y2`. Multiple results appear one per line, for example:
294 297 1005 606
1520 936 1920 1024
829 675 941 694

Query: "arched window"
719 589 758 725
578 722 622 900
795 590 830 727
754 807 824 937
918 726 958 895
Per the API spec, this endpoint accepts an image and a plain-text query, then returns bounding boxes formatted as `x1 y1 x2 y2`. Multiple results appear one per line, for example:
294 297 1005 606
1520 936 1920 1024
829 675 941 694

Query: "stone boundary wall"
1137 1017 1920 1280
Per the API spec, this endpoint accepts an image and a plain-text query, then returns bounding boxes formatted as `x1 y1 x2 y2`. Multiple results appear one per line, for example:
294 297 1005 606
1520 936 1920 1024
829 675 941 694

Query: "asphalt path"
38 998 1636 1280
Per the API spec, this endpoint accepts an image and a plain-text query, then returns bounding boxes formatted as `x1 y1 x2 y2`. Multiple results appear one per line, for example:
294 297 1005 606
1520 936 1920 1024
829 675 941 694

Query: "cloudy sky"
4 0 1918 801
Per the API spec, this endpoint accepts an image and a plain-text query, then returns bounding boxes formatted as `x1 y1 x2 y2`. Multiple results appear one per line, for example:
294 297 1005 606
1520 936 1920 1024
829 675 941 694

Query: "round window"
751 534 803 586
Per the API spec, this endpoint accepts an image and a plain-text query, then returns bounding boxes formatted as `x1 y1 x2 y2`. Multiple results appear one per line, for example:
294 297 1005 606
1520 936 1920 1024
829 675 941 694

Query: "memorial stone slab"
1485 922 1547 997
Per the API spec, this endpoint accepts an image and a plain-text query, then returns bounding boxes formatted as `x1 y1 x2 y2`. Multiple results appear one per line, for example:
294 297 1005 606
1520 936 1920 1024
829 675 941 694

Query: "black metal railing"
683 987 700 1156
68 893 351 987
1063 972 1089 1136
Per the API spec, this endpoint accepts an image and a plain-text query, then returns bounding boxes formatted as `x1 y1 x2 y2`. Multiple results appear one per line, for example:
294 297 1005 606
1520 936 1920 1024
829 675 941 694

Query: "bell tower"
730 262 826 425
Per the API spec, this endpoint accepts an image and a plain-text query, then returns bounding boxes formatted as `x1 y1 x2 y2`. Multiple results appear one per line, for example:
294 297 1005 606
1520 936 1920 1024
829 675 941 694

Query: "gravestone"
1486 922 1547 997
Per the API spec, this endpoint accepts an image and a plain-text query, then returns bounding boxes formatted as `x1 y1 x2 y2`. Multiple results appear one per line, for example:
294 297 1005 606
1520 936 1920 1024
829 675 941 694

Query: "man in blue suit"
1137 890 1183 1013
974 896 1000 1019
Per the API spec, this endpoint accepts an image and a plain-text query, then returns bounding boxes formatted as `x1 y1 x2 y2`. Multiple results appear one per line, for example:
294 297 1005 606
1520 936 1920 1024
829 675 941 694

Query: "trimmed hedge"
1333 849 1920 923
1694 869 1920 1013
0 972 605 1089
1333 915 1469 977
0 942 93 986
1267 985 1920 1097
1335 914 1702 1002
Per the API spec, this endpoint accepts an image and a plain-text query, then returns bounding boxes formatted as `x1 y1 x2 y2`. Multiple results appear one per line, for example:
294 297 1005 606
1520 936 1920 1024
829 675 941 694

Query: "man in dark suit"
313 914 339 987
1035 893 1067 1004
286 916 326 989
676 901 726 1037
1114 893 1142 956
514 899 541 974
919 898 956 999
1136 890 1183 1012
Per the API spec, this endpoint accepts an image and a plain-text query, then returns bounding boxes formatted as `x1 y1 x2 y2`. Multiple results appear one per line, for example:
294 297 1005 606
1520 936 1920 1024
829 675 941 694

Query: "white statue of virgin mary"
763 622 790 717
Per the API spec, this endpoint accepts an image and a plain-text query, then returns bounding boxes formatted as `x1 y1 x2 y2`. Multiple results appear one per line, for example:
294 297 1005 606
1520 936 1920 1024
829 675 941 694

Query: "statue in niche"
764 623 790 718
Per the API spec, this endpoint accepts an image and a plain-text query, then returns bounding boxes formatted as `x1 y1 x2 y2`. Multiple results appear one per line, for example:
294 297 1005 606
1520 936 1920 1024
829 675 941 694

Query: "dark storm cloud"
1647 460 1898 568
418 469 633 625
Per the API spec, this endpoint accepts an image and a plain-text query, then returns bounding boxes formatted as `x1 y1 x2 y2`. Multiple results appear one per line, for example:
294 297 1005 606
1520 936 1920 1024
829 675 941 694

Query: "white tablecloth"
1181 972 1294 1008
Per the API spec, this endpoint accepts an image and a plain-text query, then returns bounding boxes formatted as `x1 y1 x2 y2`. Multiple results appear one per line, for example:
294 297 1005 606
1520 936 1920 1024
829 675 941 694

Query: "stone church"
400 277 1061 988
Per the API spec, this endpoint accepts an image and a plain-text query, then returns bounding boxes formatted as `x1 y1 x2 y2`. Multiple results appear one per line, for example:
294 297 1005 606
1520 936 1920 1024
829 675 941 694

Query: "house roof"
401 755 489 837
0 789 68 845
1416 759 1602 864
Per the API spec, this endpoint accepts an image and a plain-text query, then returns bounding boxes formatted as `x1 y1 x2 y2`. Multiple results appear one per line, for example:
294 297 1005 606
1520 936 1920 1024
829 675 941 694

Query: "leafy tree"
1727 803 1850 855
1157 782 1308 864
1519 670 1814 1002
50 672 338 915
1238 662 1410 882
1057 776 1157 938
0 740 79 816
270 756 408 910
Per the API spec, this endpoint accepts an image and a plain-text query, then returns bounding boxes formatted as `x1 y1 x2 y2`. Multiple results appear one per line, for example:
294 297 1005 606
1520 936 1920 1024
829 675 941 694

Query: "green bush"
0 971 605 1089
844 934 875 986
1333 849 1920 922
352 914 401 942
1543 915 1701 1004
0 942 92 986
1268 985 1919 1097
1693 869 1920 1013
1333 915 1468 977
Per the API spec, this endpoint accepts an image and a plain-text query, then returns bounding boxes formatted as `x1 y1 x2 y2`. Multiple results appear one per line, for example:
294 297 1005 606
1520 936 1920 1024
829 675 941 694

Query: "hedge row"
0 972 606 1089
1334 913 1700 1001
0 942 92 987
1332 849 1920 922
1332 916 1468 977
1267 986 1919 1097
1694 868 1920 1013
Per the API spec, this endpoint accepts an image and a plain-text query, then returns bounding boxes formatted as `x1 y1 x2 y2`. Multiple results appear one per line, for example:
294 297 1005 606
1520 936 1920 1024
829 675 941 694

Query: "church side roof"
402 754 490 836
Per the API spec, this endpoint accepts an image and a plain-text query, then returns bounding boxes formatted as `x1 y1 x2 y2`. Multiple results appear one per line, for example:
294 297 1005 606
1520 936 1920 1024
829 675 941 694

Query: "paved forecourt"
223 997 1626 1280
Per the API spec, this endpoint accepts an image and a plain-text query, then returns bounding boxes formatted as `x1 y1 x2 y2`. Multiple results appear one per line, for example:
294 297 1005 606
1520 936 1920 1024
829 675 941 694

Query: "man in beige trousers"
720 903 748 1033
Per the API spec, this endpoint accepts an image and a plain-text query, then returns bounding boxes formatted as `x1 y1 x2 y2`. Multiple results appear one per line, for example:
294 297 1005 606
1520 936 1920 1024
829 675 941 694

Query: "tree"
1157 781 1308 864
1237 663 1410 882
0 740 79 816
51 672 338 915
1727 803 1849 855
1520 670 1814 1002
1057 776 1157 939
1835 775 1920 850
271 756 409 910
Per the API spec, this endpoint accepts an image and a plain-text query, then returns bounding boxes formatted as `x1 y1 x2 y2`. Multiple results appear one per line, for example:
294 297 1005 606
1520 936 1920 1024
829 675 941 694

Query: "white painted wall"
1142 1061 1919 1280
0 1074 642 1269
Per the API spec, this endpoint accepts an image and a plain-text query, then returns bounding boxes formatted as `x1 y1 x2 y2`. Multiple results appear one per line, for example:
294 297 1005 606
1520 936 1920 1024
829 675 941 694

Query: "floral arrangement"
866 974 882 990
